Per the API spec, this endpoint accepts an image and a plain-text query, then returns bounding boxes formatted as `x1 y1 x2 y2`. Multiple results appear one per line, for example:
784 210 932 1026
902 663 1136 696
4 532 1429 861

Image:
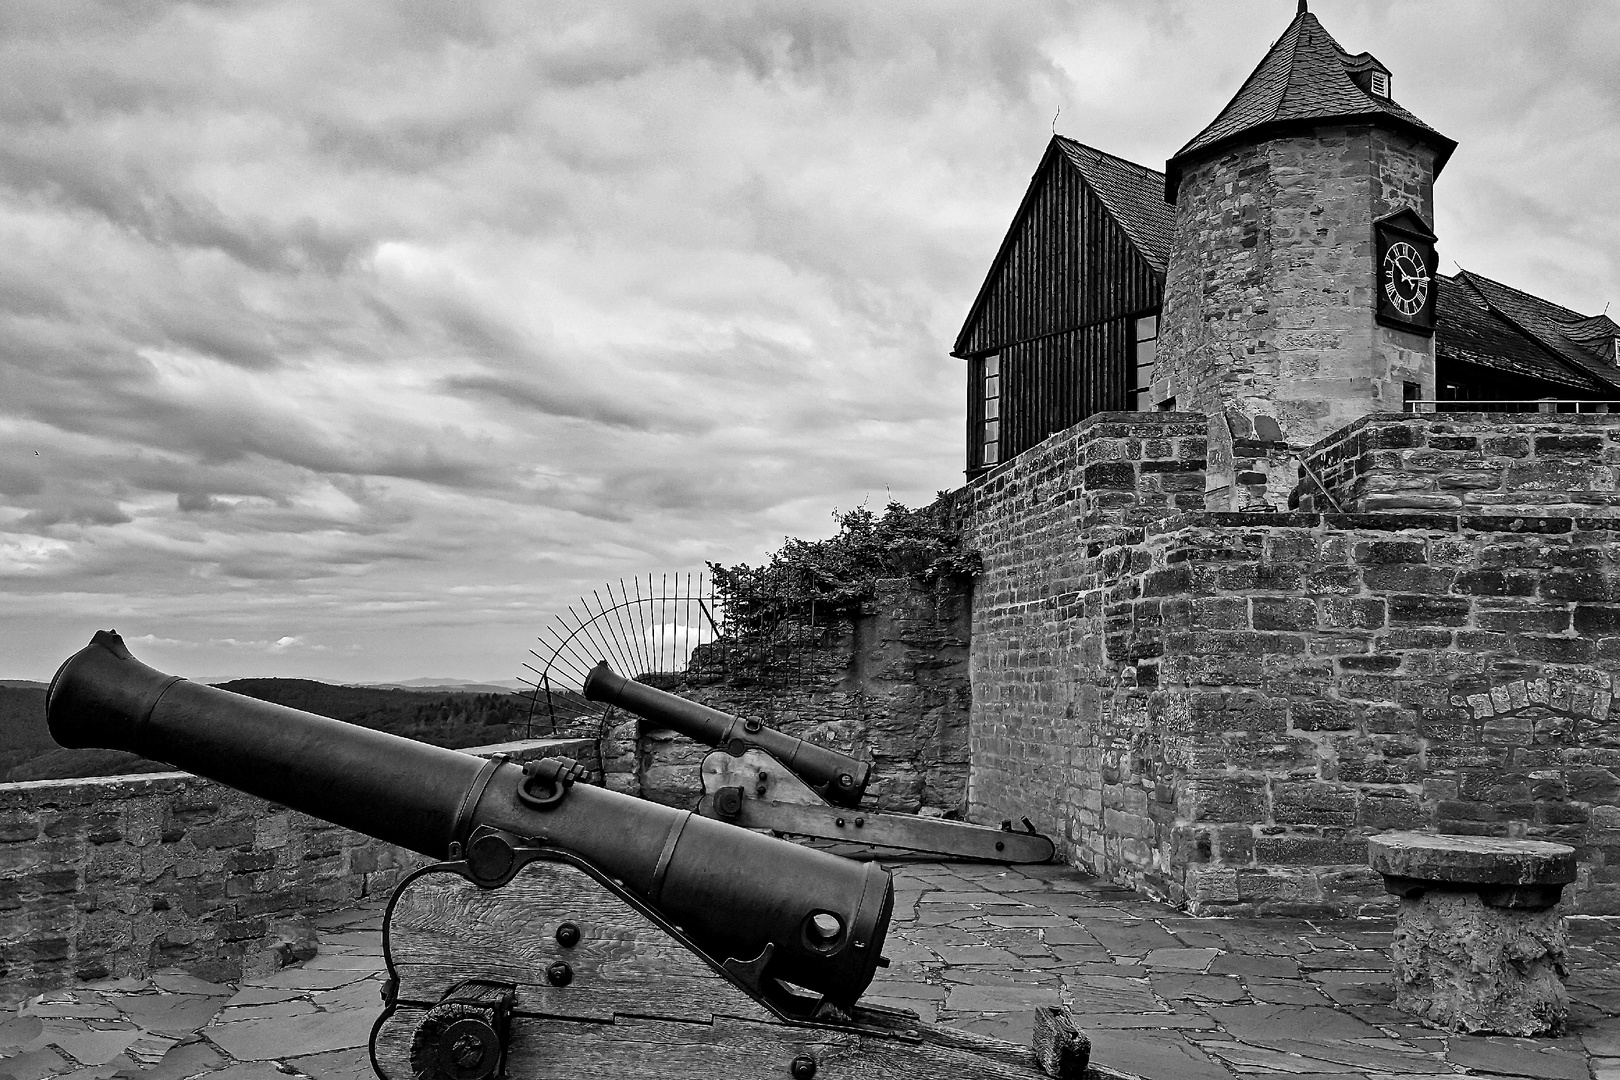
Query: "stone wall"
1295 412 1620 516
967 409 1620 917
633 577 973 815
1154 127 1437 447
0 737 597 1006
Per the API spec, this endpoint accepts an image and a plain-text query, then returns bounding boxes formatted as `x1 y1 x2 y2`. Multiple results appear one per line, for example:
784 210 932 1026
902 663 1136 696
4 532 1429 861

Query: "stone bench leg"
1390 885 1568 1037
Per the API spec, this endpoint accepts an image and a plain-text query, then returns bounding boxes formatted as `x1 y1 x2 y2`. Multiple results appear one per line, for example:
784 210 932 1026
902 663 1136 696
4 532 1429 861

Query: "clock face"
1382 240 1431 318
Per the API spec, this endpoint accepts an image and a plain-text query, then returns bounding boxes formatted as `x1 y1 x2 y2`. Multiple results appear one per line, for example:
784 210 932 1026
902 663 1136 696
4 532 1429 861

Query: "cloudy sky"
3 1 1617 684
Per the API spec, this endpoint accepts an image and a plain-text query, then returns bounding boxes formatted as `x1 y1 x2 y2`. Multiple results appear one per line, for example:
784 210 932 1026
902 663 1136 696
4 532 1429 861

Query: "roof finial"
1298 0 1308 13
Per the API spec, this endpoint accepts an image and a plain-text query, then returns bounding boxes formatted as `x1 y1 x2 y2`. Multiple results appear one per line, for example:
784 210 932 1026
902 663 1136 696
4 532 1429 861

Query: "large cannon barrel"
582 661 872 807
47 631 892 1006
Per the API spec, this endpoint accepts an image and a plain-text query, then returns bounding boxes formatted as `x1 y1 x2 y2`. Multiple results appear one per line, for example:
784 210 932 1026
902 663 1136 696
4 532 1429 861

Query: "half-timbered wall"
960 152 1164 475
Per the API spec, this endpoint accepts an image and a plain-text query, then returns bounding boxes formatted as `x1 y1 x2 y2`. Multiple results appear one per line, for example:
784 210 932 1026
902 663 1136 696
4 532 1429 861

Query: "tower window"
1369 70 1389 98
1133 315 1159 411
982 354 1001 466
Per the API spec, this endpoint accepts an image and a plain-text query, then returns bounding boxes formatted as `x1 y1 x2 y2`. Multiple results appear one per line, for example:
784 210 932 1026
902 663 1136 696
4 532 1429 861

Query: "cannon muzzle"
47 631 892 1006
582 661 871 807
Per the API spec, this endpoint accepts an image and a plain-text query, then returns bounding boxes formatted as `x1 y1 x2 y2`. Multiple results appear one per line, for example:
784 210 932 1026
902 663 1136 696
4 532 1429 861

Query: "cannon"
47 632 1097 1080
584 662 1055 864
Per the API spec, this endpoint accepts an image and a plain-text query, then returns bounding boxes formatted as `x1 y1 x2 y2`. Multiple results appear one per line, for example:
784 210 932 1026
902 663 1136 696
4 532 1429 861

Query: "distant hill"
0 678 548 783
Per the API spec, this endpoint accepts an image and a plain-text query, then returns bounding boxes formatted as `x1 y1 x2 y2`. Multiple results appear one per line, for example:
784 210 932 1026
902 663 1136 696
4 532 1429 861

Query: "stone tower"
1149 4 1457 447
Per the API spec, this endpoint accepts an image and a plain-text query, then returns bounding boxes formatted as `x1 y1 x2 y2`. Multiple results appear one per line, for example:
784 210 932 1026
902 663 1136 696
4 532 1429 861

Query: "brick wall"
1154 127 1437 446
0 737 597 1006
1295 411 1620 516
969 410 1620 917
635 577 973 814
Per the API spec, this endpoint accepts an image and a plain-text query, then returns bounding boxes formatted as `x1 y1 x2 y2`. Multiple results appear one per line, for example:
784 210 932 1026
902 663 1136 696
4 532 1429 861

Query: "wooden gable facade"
954 137 1171 477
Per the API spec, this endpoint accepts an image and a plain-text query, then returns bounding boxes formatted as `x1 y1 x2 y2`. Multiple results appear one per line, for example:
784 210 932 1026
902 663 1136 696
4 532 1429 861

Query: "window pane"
985 374 999 399
984 396 1000 419
983 441 999 465
1136 315 1158 341
1136 338 1156 368
984 419 1000 441
984 354 1000 377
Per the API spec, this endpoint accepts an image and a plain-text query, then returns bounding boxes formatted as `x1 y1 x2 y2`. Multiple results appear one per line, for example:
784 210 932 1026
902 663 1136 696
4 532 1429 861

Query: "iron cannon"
47 631 1093 1080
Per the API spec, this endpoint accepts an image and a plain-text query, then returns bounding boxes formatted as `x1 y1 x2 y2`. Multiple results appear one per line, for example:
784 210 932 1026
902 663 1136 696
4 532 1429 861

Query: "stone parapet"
1294 411 1620 516
968 411 1620 916
0 737 597 1007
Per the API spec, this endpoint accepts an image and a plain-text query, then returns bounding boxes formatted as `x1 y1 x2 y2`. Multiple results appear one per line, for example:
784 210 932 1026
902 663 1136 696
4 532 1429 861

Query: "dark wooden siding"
962 154 1165 474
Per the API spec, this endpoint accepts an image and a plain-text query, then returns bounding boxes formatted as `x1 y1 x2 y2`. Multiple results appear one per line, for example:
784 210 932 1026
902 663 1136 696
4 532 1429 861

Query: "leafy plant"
708 494 979 630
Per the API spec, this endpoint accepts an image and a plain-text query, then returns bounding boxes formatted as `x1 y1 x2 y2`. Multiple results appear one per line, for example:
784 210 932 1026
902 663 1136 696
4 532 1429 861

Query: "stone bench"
1368 831 1577 1037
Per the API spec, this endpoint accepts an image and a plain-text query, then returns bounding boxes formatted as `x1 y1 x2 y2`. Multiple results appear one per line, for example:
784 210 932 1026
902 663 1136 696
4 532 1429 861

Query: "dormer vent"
1369 70 1390 98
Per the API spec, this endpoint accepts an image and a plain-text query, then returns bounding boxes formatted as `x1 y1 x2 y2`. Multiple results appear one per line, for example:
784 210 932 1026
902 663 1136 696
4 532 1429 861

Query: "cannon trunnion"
48 632 1095 1080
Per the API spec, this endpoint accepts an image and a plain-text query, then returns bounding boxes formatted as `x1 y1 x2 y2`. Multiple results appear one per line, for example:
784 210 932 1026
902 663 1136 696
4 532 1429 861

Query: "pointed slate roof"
1165 6 1455 201
1437 272 1620 393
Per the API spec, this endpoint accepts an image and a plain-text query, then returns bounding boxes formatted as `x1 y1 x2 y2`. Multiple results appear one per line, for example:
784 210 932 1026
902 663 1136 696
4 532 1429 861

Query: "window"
982 354 1001 466
1369 70 1389 98
1133 315 1159 411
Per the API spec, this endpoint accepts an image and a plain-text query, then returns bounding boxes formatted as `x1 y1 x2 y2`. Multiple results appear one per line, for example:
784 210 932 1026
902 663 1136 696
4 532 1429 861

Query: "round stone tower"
1149 4 1457 448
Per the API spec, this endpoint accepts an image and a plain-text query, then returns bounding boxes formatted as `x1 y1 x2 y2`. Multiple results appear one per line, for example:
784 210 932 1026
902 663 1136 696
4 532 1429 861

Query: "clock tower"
1148 4 1457 447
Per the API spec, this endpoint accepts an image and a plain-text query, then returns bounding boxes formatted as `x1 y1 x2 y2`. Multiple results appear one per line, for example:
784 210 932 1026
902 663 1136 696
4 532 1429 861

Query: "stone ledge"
1368 831 1576 887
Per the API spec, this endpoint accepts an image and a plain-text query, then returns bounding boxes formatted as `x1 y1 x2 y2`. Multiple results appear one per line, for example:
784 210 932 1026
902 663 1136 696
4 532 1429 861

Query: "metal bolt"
835 817 845 828
450 1034 486 1070
995 841 1005 852
854 817 864 828
790 1054 817 1079
546 961 573 987
555 922 580 948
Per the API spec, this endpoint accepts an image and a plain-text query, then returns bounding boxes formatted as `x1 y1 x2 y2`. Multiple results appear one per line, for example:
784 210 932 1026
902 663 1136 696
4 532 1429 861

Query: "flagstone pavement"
5 859 1619 1080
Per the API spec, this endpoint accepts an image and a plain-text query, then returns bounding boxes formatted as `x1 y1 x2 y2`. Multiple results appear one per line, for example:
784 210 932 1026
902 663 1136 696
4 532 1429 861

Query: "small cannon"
584 662 1055 863
47 632 1095 1080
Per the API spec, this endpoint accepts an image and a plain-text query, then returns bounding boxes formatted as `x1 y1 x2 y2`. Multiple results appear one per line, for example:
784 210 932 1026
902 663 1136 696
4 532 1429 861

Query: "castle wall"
1154 127 1437 446
633 577 973 815
0 738 597 1006
968 411 1620 916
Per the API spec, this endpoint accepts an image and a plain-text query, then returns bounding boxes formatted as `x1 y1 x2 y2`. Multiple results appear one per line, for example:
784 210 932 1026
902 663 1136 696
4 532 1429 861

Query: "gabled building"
957 2 1620 476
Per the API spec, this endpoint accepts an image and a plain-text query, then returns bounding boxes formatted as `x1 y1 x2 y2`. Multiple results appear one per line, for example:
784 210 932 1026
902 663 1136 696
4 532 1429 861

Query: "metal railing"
1406 399 1620 414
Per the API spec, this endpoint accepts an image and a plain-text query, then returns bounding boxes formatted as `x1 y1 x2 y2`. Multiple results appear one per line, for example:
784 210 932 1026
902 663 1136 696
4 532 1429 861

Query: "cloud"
1 0 1615 681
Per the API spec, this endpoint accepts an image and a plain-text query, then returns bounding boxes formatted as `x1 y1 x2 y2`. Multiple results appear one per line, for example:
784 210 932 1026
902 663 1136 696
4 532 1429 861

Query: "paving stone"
983 915 1074 927
1209 952 1301 978
101 995 229 1037
1047 945 1113 964
283 1047 373 1080
19 1002 118 1022
1086 921 1183 955
1064 963 1148 979
137 1036 227 1080
1308 971 1396 1006
1201 1040 1361 1073
48 1024 140 1067
0 1018 45 1053
931 946 1023 965
205 1008 372 1061
879 940 935 962
1447 1035 1589 1079
1080 1012 1215 1029
953 1013 1035 1044
1206 1004 1384 1044
1061 974 1162 1015
1245 978 1333 1006
1042 926 1100 946
121 1032 179 1068
1149 974 1246 1003
215 1000 317 1023
309 979 382 1013
201 1063 295 1080
918 891 1006 904
1298 950 1390 972
0 1046 75 1080
942 966 1057 986
1083 1029 1233 1080
245 968 371 991
149 974 232 997
299 955 381 972
219 988 304 1008
862 981 947 1002
944 979 1061 1012
1143 948 1220 972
